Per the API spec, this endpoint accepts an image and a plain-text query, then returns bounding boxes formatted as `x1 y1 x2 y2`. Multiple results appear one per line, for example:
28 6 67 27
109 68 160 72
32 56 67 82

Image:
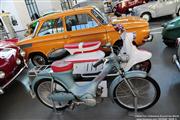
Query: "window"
25 0 40 20
65 14 98 31
92 8 108 25
38 18 64 36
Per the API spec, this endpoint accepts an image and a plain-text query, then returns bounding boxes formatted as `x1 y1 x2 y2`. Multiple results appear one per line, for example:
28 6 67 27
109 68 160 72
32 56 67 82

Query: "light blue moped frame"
28 63 147 103
30 62 112 102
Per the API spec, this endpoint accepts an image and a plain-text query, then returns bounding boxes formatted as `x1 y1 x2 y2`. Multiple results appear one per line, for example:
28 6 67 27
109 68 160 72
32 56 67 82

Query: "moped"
27 42 160 111
48 27 152 78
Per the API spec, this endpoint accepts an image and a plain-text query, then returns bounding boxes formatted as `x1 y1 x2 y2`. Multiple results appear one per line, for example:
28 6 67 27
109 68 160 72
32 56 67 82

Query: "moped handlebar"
93 59 104 68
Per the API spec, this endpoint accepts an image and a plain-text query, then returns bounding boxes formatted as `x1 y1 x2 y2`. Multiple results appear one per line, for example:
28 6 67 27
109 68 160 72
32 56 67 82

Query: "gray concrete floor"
0 16 180 120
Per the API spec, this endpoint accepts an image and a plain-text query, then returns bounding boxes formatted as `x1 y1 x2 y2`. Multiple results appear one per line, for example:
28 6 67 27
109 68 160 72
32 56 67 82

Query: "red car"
0 38 26 94
113 0 149 16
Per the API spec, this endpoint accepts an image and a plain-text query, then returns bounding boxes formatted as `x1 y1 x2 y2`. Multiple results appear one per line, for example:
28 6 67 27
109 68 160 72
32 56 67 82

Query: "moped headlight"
16 58 21 65
20 49 26 57
0 71 5 79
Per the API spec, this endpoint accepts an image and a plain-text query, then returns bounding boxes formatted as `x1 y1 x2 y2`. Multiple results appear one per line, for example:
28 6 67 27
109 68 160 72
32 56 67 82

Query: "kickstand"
128 96 143 117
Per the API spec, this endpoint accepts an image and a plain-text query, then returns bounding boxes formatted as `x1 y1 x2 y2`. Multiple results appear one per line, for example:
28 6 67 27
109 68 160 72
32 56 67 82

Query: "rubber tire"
34 79 71 111
130 60 151 73
113 40 123 55
141 13 151 22
31 53 48 66
176 8 180 16
113 76 161 111
164 41 176 47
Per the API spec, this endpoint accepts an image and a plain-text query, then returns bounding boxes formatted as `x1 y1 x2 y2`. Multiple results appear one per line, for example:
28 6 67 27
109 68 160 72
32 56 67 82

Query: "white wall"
0 0 30 31
36 0 62 15
0 0 62 31
13 0 31 30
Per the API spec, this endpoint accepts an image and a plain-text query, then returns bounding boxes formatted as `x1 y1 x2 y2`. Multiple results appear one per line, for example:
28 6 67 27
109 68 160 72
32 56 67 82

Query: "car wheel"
163 41 176 47
176 8 180 16
141 13 151 22
31 53 48 66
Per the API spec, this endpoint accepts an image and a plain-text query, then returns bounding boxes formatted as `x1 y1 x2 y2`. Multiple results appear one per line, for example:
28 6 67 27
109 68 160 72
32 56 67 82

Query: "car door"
33 17 68 56
156 0 176 17
64 12 107 46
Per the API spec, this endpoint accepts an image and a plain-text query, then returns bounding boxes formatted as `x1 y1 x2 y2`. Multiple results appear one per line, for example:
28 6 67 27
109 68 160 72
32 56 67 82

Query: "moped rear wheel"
34 79 71 110
113 76 160 111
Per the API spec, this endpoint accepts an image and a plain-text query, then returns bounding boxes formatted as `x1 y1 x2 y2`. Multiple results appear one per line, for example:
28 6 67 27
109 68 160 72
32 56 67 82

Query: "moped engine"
80 94 96 106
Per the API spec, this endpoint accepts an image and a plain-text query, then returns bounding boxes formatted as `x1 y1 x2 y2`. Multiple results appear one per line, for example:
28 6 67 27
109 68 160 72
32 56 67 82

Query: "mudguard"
30 75 69 97
109 70 147 103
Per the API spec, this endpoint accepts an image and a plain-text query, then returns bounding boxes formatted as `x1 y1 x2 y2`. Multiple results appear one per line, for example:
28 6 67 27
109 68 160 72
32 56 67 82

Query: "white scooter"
49 29 152 78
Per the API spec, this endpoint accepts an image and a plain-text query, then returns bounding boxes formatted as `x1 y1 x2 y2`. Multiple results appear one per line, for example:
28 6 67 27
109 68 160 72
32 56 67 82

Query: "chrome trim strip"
2 65 26 89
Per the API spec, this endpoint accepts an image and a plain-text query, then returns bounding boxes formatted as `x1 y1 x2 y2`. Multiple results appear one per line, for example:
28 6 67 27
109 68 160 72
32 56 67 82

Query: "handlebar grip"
93 59 104 68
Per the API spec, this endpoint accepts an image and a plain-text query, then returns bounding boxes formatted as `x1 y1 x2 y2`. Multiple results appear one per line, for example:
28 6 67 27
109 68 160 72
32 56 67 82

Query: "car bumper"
0 59 28 94
173 54 180 71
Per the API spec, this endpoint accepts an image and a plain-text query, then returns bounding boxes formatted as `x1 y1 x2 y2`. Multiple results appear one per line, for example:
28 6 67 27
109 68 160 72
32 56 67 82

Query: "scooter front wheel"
113 76 160 111
34 79 71 110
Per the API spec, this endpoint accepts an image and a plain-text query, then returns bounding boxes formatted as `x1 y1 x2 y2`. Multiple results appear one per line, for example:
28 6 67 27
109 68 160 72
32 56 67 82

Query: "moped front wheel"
113 76 160 111
34 79 71 110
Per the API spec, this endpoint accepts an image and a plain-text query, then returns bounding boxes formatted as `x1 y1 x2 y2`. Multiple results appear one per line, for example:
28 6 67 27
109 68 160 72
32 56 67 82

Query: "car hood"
17 35 33 45
111 16 149 29
0 48 17 67
162 17 180 28
0 41 17 48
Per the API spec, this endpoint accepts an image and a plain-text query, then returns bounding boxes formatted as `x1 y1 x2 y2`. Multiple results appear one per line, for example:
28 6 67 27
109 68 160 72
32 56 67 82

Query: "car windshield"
91 8 108 25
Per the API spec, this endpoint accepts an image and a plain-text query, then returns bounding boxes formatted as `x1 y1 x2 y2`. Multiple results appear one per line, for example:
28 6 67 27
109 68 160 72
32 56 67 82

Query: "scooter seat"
64 41 101 55
51 60 73 72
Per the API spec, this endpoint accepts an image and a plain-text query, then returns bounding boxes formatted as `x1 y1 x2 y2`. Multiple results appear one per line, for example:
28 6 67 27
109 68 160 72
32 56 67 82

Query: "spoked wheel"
34 79 71 110
113 76 160 111
130 60 151 73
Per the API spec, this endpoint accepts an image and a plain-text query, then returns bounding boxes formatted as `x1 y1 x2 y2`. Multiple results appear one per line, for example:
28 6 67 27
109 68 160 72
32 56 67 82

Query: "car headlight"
16 58 21 65
20 49 26 57
0 71 5 79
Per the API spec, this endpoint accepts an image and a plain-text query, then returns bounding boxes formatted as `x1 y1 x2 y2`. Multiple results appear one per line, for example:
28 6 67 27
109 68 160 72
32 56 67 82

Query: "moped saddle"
64 41 101 55
63 50 105 63
51 60 73 72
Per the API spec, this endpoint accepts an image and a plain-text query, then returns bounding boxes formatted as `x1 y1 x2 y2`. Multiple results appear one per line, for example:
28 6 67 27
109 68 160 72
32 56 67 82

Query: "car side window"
65 14 98 31
38 18 64 36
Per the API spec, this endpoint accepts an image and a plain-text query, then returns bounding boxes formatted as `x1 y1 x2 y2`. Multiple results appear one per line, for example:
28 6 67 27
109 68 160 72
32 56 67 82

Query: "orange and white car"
17 6 152 66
